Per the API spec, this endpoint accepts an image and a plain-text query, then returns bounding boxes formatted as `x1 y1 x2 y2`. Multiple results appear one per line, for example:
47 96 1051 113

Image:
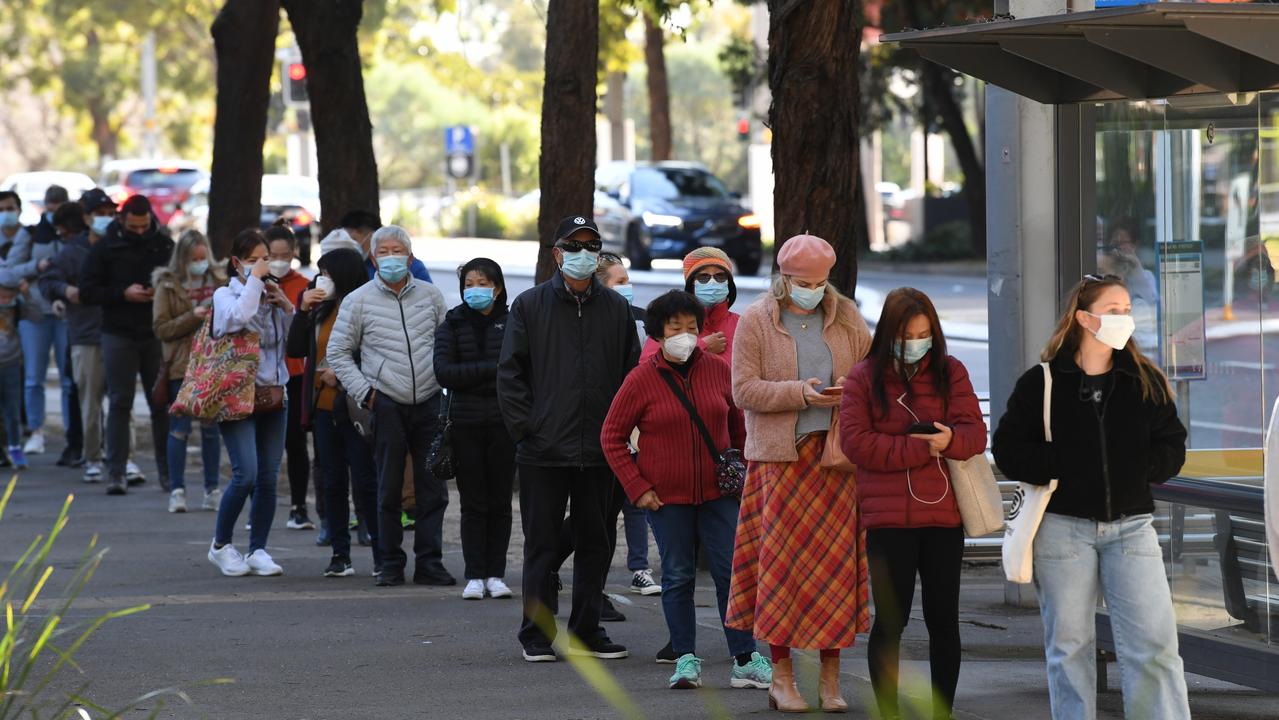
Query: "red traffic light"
288 63 307 81
736 118 750 136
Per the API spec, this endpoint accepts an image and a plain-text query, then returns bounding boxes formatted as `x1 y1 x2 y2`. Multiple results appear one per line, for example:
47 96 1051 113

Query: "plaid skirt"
725 433 871 649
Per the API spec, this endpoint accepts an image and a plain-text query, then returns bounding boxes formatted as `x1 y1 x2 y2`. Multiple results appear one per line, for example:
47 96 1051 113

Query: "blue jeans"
19 316 71 431
167 378 222 492
0 363 22 447
313 408 380 566
214 406 287 553
1034 513 1190 720
647 496 755 658
621 496 650 571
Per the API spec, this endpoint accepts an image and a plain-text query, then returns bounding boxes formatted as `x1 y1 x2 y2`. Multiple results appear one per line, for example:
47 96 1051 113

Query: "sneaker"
324 555 354 577
56 446 80 467
83 462 103 483
564 635 629 660
375 570 406 587
245 549 283 576
462 579 485 600
401 511 415 530
485 577 513 599
286 507 315 530
8 447 27 470
168 488 187 513
414 568 457 586
106 476 127 495
22 431 44 455
669 654 703 689
315 526 332 546
656 641 678 664
357 523 372 547
158 475 171 492
125 461 145 485
600 595 626 622
729 652 773 689
208 542 250 576
630 569 662 596
202 488 221 510
522 643 557 663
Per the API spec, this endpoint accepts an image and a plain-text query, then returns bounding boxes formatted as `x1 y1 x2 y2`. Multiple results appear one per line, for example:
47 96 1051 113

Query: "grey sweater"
781 307 834 437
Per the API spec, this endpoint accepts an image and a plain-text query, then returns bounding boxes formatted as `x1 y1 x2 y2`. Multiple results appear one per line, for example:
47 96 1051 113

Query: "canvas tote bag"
1001 362 1059 584
947 451 1005 537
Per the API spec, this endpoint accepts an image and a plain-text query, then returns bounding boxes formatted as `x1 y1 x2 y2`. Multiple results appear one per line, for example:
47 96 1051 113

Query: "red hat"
776 234 836 277
682 247 733 280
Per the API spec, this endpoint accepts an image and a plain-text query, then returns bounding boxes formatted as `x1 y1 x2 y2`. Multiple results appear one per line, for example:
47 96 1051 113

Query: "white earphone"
897 391 949 505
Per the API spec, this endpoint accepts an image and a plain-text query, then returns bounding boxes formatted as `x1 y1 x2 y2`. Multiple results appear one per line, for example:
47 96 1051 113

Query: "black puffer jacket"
992 350 1187 522
497 273 641 467
434 303 510 428
79 218 173 340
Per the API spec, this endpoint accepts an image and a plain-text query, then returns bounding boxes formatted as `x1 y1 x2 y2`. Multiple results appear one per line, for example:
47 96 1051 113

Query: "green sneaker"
401 511 415 530
729 652 772 689
668 653 702 689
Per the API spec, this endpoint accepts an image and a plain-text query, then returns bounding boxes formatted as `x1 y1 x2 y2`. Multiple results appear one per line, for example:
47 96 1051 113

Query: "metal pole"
141 32 158 158
500 143 513 197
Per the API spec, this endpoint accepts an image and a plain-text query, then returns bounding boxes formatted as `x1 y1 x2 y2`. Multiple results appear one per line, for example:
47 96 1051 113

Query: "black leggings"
285 375 311 510
867 525 964 720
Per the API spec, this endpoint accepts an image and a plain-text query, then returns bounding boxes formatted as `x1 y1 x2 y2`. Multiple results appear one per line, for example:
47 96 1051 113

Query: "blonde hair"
156 229 225 285
769 274 859 330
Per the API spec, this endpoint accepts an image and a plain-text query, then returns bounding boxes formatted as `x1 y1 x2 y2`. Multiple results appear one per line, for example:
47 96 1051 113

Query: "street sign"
445 126 476 180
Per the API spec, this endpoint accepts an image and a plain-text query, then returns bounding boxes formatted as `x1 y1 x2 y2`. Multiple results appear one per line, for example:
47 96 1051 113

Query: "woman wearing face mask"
725 234 873 713
597 252 644 337
286 247 379 578
432 258 515 601
992 275 1189 720
641 247 740 364
152 230 226 514
839 288 986 720
206 229 294 578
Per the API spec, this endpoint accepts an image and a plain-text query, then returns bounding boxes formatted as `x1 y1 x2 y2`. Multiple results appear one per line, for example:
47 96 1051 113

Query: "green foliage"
717 32 762 104
445 190 509 239
877 221 977 262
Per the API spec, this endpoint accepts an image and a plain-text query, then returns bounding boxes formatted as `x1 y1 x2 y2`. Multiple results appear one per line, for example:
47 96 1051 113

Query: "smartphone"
907 422 940 435
821 385 843 397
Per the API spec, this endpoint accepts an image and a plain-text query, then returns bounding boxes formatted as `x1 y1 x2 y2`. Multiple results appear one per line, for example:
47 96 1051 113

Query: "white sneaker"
245 549 283 576
462 579 485 600
630 569 663 596
23 431 44 455
125 461 145 481
83 462 103 483
485 577 513 598
202 488 222 511
208 542 250 576
168 488 187 513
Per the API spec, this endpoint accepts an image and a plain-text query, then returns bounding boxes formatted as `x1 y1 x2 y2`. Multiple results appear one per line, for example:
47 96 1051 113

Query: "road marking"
1190 420 1264 436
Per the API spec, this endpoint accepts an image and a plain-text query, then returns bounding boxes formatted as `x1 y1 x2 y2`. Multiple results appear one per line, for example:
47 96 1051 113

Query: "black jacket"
79 219 173 340
992 351 1187 522
37 232 101 346
497 273 641 467
435 303 510 428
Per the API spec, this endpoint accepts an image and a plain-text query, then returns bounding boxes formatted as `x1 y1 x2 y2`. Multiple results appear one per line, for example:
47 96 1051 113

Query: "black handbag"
658 371 746 496
428 392 456 480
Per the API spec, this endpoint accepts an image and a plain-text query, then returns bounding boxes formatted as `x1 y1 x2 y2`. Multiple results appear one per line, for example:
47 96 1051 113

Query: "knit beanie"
319 228 363 257
776 234 836 277
682 247 733 280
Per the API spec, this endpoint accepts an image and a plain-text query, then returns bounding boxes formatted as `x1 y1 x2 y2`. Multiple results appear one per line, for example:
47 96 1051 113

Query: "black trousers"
284 375 311 510
867 525 965 720
554 477 626 581
518 464 614 648
453 426 515 580
370 393 446 576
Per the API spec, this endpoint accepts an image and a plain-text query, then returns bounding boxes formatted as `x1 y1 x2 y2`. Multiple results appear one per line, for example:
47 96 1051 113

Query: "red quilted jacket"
839 354 987 529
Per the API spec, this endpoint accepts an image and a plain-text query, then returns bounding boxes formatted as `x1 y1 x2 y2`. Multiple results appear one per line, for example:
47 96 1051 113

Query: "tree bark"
925 66 986 255
644 13 672 162
209 0 280 258
536 0 599 283
767 0 862 294
282 0 380 237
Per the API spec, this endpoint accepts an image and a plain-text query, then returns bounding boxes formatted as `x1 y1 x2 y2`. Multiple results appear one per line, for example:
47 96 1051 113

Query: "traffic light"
737 117 750 143
284 62 308 106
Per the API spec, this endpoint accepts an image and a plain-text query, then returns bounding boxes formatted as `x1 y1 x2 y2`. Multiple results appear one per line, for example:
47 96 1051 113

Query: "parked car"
100 159 206 225
594 161 762 275
167 174 321 265
0 171 96 226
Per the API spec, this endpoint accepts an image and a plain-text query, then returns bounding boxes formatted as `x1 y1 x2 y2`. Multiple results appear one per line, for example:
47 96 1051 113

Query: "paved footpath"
1 440 1274 719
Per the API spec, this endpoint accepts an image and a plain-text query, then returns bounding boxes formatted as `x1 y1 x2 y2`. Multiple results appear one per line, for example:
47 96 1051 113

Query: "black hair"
0 191 21 209
265 219 298 248
316 248 368 302
644 290 705 341
227 228 268 278
457 257 508 309
121 194 152 217
52 202 86 234
684 271 738 309
340 210 381 232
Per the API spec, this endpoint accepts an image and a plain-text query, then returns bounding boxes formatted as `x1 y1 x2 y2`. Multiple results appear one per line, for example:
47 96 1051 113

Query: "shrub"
445 192 508 239
877 221 978 262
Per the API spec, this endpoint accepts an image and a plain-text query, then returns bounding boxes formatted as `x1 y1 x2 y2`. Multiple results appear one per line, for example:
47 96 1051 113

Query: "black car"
594 162 762 275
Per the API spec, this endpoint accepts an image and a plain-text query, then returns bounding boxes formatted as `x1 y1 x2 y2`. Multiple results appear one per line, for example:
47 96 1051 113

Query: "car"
593 161 762 275
167 177 210 236
0 171 96 226
167 174 321 265
100 159 206 226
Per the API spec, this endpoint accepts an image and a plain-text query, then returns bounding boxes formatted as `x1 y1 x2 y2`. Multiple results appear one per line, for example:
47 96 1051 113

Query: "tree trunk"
536 0 599 283
283 0 380 236
87 101 119 165
767 0 862 294
209 0 280 258
644 13 672 162
925 66 986 255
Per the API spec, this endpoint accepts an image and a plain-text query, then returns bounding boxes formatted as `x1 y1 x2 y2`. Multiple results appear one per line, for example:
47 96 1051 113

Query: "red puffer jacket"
839 354 987 529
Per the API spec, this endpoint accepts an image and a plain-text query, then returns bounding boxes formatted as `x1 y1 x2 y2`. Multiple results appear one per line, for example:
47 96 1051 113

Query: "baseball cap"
554 215 601 243
79 188 116 213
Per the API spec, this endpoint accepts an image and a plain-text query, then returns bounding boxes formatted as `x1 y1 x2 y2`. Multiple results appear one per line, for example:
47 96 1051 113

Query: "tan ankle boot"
819 656 849 713
768 657 810 713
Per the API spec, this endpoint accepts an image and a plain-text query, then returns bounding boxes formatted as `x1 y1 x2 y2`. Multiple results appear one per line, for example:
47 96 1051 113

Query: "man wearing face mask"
0 191 26 262
30 185 68 247
340 210 433 284
498 215 641 663
327 225 454 587
80 194 174 495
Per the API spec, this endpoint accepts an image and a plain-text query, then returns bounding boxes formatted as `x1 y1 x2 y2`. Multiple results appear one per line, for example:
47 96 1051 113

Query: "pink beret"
776 234 836 277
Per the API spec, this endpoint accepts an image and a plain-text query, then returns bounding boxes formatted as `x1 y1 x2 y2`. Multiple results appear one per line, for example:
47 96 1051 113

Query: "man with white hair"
327 225 454 587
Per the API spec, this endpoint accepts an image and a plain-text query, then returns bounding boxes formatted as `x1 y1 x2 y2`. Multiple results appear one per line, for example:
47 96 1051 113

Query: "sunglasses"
556 239 603 254
599 251 623 263
1082 273 1121 284
693 271 731 284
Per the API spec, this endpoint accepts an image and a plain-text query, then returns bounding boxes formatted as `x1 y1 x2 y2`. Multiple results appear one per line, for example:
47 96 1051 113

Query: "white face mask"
1086 312 1136 350
268 260 292 278
315 275 336 297
663 332 698 363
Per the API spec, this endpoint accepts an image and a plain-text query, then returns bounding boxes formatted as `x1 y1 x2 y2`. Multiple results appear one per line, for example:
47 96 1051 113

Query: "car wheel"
626 225 652 271
735 253 761 277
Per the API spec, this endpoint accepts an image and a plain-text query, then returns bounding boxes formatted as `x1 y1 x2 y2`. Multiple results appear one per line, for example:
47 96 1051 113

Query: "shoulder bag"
427 391 456 480
170 303 258 423
947 450 1005 537
1001 362 1060 584
659 371 746 496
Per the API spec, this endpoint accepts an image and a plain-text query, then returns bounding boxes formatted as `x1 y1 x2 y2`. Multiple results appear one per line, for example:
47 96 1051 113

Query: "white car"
0 171 96 226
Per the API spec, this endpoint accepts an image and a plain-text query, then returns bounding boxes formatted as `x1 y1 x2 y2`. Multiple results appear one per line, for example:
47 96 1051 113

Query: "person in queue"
640 247 740 364
725 234 872 713
340 210 432 284
992 275 1190 720
840 288 987 720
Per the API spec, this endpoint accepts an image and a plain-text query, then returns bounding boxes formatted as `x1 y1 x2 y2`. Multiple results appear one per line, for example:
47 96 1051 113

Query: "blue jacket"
365 257 432 284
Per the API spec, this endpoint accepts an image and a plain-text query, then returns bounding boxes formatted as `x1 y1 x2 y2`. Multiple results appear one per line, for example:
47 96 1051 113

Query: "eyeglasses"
693 271 730 284
1082 273 1121 284
556 239 603 254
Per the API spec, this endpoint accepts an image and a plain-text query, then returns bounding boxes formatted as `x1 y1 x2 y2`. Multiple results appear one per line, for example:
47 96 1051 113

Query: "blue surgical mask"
91 215 113 235
613 284 634 304
895 337 933 364
463 286 495 311
694 280 729 307
559 250 599 281
188 260 210 277
377 255 410 283
789 282 826 311
44 211 55 226
0 211 18 229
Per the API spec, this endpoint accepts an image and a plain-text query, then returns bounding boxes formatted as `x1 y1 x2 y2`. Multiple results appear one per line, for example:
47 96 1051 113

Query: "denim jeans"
313 408 380 567
0 363 22 448
19 315 71 431
621 495 650 572
167 378 221 492
1034 512 1190 720
214 406 287 553
647 496 756 659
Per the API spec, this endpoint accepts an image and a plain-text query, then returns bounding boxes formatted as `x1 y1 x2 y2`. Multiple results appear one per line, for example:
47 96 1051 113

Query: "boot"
767 657 810 713
818 655 849 713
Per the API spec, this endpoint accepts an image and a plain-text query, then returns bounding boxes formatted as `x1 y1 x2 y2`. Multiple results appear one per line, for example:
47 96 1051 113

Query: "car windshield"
261 176 319 205
126 169 201 191
631 167 728 201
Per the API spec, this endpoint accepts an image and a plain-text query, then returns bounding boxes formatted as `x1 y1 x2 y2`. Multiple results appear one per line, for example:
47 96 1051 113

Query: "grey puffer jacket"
3 229 66 317
327 275 449 407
